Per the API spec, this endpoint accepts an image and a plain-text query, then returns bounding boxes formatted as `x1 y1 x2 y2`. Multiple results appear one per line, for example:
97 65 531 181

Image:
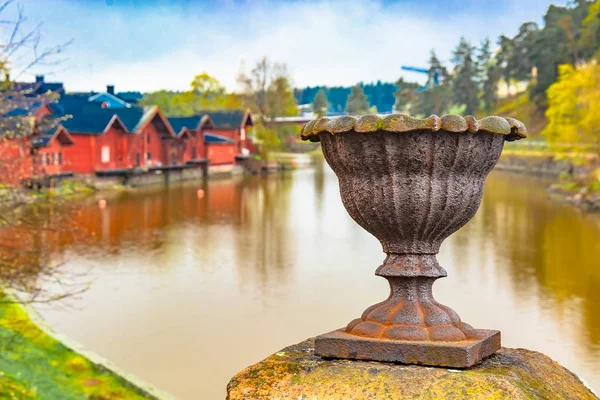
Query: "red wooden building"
0 135 33 185
50 100 177 174
128 106 178 168
168 115 213 165
0 95 257 184
197 109 255 156
204 133 237 165
168 109 256 166
0 104 72 185
31 126 75 177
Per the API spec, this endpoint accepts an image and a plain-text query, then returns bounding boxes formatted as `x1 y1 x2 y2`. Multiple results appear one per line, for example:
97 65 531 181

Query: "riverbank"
0 294 170 399
546 169 600 212
495 144 598 177
1 165 243 207
495 143 600 212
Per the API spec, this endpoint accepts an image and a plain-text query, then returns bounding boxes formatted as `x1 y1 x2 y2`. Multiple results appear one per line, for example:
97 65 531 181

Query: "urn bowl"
301 114 527 254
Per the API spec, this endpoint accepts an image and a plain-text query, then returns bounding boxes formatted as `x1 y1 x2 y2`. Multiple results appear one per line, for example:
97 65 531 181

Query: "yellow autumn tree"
141 73 241 116
543 62 600 154
171 73 241 115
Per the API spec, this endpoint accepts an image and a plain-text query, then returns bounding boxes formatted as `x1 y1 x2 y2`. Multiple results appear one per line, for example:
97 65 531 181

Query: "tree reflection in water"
28 170 600 398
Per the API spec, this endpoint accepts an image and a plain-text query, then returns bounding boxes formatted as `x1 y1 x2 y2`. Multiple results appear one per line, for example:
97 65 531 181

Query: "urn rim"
300 114 527 143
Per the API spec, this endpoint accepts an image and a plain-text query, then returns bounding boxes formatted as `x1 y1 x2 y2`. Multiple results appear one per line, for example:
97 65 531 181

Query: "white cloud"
18 0 568 92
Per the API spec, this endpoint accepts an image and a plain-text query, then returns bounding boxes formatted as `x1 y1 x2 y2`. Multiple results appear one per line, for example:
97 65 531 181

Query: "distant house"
197 109 255 156
0 82 253 184
168 109 256 165
204 133 237 166
88 85 133 109
168 115 213 165
132 106 178 166
59 109 134 173
50 99 181 174
30 126 75 178
14 75 65 96
0 103 64 185
167 111 251 166
0 134 33 184
116 91 144 105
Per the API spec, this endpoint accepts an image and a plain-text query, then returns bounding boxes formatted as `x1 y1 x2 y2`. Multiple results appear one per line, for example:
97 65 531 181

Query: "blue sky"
10 0 567 93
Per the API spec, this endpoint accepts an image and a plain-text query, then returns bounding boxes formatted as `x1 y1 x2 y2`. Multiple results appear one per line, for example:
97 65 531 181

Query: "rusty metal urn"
301 114 527 368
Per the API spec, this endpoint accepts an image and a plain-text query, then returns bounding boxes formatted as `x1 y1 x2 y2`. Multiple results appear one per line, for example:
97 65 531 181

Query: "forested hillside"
294 0 600 148
294 82 397 113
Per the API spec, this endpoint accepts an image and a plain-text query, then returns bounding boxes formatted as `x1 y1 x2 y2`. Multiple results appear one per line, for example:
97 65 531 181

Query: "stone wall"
126 168 206 187
207 164 244 179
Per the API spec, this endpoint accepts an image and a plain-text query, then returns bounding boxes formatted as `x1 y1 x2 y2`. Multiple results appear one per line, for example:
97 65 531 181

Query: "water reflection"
64 176 298 287
30 169 600 399
447 172 600 375
479 174 600 348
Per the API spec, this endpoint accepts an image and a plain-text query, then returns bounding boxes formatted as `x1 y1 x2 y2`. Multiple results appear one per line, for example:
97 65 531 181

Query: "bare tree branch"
0 1 85 305
0 0 16 15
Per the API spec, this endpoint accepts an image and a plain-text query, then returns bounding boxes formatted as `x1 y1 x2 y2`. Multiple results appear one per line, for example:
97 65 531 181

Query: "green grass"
0 297 153 400
37 181 97 200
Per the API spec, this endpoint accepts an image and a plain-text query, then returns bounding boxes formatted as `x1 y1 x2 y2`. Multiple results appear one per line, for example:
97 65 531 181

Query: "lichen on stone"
227 338 597 400
300 114 528 142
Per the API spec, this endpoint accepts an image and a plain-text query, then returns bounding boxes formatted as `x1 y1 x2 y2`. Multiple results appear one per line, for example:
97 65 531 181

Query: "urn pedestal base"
315 329 501 368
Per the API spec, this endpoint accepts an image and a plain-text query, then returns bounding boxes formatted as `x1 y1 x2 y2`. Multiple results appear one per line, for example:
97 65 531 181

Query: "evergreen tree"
393 77 419 113
497 35 516 95
345 84 370 115
426 50 448 87
413 85 452 116
312 89 328 117
451 37 479 115
512 22 539 82
413 51 452 116
477 38 500 113
530 2 591 105
579 0 600 57
476 38 493 85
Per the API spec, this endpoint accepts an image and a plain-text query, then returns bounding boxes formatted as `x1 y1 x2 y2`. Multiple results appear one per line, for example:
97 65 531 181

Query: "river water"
34 166 600 399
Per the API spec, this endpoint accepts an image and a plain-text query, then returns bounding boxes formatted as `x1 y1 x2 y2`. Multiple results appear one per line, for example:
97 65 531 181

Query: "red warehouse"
31 126 75 178
197 109 255 156
168 115 214 165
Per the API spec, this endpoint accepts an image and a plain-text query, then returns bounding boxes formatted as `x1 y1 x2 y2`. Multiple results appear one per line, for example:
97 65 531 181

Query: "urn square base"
315 328 500 368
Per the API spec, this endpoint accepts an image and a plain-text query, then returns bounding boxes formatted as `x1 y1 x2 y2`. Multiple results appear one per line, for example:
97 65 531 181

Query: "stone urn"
300 114 527 368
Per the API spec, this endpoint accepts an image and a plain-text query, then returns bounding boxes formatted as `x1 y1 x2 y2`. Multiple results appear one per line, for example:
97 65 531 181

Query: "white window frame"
101 146 110 163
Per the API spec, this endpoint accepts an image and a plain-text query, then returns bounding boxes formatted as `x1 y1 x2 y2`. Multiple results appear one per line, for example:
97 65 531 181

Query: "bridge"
270 113 393 126
269 115 343 126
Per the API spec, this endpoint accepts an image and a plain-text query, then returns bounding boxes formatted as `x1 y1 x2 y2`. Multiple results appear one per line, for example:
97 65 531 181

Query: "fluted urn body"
301 114 526 367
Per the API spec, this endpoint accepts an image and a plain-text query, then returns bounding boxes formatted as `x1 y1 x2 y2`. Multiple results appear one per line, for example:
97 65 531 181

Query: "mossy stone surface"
227 338 597 400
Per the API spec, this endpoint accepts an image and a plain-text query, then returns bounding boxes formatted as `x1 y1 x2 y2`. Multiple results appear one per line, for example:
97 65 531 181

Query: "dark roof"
47 94 148 134
13 81 64 96
5 107 33 117
30 128 73 147
61 108 120 134
197 110 250 129
48 94 94 115
110 107 146 131
204 132 234 144
31 135 52 148
117 92 143 102
168 116 202 134
62 107 150 134
41 83 64 93
88 92 132 108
